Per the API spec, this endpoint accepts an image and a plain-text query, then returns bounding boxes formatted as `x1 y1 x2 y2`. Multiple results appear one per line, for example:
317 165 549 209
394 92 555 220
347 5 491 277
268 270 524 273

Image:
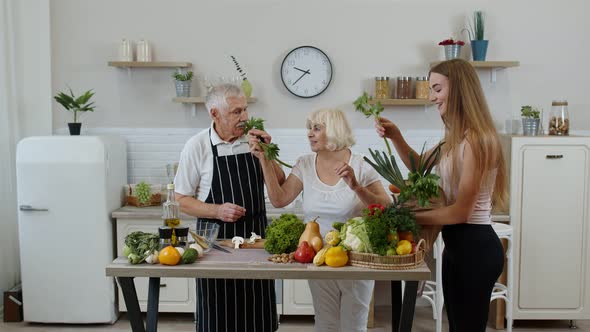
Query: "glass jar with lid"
415 76 429 99
396 76 413 99
158 226 173 250
548 100 569 136
375 76 390 99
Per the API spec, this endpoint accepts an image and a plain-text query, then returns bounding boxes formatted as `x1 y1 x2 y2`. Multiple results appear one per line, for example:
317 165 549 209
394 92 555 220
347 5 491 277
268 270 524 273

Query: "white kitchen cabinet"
503 136 590 320
282 280 315 315
115 218 196 313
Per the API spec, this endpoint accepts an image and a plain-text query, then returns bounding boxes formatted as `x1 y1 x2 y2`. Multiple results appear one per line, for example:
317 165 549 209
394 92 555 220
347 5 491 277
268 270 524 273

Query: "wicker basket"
349 239 426 270
125 184 163 207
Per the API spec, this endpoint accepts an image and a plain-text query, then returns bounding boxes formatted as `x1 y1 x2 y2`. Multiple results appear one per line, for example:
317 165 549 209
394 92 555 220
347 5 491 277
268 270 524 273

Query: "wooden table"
106 249 430 332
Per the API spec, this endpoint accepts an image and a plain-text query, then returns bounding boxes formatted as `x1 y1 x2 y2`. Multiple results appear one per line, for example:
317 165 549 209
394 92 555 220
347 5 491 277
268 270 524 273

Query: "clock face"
280 46 333 98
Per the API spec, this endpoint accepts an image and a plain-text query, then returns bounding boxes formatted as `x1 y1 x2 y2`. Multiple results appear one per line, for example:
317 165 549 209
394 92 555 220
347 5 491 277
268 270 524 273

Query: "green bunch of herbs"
123 231 159 264
399 142 444 207
353 92 392 155
244 117 292 168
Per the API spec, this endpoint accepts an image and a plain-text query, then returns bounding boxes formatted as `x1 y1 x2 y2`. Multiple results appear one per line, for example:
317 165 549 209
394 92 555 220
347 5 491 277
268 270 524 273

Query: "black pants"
442 223 504 332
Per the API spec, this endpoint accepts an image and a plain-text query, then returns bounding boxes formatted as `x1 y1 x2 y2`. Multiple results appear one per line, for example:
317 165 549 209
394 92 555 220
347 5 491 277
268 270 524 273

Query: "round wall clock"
280 46 333 98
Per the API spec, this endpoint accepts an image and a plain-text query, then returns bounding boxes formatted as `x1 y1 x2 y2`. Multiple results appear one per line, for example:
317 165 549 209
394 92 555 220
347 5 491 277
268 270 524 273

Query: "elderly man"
174 84 284 332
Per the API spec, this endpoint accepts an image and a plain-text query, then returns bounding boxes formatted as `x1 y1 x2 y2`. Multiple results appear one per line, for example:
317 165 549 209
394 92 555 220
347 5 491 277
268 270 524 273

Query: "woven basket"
125 184 163 207
349 239 426 270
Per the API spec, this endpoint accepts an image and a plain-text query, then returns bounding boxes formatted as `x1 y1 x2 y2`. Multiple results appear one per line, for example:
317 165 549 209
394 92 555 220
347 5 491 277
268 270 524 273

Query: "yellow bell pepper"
324 246 349 267
396 240 412 255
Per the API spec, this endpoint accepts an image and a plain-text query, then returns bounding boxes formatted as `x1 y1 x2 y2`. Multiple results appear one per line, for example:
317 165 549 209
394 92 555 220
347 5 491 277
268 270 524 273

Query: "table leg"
146 277 161 332
117 277 146 332
399 281 418 332
391 281 402 332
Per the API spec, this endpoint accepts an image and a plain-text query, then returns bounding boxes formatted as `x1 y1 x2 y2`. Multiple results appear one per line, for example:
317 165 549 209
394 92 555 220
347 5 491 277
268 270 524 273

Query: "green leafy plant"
245 117 292 168
363 204 418 256
399 142 445 207
54 88 96 123
353 92 391 155
264 213 306 254
230 55 253 97
364 141 444 208
135 181 152 204
172 71 194 81
521 105 540 119
464 10 485 40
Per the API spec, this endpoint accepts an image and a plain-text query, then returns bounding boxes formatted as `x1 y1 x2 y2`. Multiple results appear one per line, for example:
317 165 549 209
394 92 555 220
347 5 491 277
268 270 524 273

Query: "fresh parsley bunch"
353 92 391 155
245 117 292 168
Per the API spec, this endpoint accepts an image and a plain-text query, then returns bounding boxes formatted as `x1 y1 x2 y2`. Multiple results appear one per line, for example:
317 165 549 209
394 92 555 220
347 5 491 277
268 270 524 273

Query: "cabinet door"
518 146 588 310
282 280 314 315
117 219 195 313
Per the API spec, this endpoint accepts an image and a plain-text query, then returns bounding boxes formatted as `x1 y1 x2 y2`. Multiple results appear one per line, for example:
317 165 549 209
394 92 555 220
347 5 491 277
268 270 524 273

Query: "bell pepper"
324 246 349 267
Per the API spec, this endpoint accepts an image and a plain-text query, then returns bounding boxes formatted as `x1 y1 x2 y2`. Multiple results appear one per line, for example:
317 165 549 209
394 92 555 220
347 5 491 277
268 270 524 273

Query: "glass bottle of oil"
162 183 181 245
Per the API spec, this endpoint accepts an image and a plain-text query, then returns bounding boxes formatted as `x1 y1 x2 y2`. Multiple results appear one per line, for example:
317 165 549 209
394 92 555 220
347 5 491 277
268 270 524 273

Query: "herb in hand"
353 92 391 155
245 117 293 168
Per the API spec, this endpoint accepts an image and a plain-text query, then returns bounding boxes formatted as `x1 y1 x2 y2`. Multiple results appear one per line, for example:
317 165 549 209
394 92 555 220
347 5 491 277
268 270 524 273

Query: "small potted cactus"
521 105 541 136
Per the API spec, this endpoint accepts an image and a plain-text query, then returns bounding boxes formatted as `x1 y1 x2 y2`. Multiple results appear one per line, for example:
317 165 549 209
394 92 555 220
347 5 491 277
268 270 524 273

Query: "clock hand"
293 67 311 75
292 71 309 86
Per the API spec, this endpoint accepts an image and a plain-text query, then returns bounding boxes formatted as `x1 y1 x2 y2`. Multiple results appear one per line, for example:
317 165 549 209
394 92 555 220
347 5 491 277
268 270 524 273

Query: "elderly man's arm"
175 194 246 222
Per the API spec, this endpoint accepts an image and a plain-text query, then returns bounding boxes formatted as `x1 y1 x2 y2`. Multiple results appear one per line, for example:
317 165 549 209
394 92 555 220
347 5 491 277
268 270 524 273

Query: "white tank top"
437 140 496 225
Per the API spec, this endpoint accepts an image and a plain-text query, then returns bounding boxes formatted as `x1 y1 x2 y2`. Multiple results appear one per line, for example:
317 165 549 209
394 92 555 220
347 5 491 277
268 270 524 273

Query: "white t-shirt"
174 122 250 201
290 152 384 236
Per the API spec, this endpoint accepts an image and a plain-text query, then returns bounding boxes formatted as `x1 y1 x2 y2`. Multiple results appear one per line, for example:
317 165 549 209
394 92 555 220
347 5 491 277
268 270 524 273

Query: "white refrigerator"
16 136 127 323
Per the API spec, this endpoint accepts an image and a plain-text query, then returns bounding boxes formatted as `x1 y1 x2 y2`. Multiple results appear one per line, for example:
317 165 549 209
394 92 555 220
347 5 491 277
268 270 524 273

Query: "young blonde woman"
376 59 507 332
250 109 391 332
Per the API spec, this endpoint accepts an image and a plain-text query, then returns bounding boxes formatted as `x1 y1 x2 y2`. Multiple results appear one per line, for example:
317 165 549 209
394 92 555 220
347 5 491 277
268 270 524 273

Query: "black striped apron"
195 132 278 332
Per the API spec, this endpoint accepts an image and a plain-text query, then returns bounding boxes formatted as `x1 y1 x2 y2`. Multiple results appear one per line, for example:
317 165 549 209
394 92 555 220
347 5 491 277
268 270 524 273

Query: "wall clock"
280 46 333 98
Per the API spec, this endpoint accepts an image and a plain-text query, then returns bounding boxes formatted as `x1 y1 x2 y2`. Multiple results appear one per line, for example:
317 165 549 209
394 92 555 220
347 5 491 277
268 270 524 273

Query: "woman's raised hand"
248 129 271 160
335 162 360 191
375 117 400 140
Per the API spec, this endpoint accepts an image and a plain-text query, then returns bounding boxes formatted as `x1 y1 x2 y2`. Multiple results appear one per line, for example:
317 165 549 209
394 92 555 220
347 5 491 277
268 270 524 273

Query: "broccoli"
264 213 306 254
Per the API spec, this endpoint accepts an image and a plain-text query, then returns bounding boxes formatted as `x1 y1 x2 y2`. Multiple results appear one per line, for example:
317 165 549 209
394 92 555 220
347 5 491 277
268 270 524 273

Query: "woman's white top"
438 140 497 225
291 152 383 235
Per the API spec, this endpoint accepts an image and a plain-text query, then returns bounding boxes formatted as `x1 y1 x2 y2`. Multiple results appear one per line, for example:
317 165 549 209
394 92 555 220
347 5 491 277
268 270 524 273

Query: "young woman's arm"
415 141 481 225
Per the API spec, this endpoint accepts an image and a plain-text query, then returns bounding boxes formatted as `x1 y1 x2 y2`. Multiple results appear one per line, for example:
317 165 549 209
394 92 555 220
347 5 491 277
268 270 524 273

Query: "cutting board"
218 239 266 249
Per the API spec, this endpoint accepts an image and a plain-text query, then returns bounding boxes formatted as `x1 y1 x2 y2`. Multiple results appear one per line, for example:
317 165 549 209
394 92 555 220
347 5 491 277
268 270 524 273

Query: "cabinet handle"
546 154 563 159
160 284 167 288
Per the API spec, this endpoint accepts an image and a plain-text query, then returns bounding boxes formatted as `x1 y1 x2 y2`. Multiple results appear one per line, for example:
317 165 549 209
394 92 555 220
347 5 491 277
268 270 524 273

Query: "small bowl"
190 221 220 253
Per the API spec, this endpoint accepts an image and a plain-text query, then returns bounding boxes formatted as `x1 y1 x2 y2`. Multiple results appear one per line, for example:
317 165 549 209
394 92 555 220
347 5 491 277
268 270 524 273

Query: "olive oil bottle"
162 183 181 245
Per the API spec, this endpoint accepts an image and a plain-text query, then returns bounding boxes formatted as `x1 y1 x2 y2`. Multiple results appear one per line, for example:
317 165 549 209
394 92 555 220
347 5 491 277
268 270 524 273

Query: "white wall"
50 0 590 132
1 0 51 303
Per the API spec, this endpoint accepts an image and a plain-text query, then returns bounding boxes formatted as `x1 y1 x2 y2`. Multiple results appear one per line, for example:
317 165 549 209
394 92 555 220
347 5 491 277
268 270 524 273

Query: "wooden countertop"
111 205 509 222
105 249 430 280
111 205 303 219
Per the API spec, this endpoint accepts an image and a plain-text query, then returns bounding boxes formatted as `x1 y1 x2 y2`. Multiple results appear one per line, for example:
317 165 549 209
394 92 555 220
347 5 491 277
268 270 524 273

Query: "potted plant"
172 71 193 97
438 38 465 60
230 56 253 98
464 10 488 61
54 88 96 135
521 105 541 136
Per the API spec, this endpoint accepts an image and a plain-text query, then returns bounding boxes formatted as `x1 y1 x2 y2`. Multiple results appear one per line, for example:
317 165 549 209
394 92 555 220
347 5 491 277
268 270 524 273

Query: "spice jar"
415 77 429 99
158 226 173 250
175 226 190 249
375 77 389 99
549 100 570 136
396 76 413 99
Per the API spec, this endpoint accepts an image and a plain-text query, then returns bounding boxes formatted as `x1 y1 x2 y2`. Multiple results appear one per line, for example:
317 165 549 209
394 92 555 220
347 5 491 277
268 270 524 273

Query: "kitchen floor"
1 306 587 332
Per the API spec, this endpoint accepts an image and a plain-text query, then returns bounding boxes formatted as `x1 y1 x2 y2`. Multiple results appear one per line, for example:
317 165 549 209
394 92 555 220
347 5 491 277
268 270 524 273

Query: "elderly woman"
250 108 391 332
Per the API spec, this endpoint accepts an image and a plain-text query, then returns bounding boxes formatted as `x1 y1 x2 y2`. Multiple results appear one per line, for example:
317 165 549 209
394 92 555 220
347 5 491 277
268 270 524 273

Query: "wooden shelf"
430 61 520 69
368 99 433 106
108 61 192 68
173 97 258 104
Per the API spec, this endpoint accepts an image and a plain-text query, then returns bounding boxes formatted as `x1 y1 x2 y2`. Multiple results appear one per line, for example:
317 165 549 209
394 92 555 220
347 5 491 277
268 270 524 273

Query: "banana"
313 245 332 266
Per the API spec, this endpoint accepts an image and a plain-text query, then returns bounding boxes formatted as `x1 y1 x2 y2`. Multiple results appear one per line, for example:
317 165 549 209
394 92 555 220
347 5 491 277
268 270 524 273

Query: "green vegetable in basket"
135 181 152 204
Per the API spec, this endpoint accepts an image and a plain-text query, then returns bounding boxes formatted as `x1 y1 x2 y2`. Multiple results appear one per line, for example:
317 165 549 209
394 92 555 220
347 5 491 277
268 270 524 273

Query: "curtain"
0 0 21 290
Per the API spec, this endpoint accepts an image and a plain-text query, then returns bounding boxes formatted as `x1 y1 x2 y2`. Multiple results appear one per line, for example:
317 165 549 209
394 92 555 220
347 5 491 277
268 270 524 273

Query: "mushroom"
247 232 262 244
231 236 244 249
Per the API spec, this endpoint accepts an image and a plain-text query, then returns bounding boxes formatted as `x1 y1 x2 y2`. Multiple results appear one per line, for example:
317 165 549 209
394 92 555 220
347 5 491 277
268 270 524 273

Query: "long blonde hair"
429 59 507 210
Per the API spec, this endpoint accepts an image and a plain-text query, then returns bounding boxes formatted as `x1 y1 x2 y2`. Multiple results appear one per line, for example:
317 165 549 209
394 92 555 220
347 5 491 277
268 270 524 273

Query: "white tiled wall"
56 127 445 185
56 127 590 186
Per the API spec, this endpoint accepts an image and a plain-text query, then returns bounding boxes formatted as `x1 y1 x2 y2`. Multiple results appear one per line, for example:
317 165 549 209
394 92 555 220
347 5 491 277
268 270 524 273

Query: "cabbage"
341 217 372 253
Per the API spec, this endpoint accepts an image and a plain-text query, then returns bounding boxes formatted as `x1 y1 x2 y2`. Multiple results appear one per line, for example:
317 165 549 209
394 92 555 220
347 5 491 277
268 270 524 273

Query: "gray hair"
205 84 245 114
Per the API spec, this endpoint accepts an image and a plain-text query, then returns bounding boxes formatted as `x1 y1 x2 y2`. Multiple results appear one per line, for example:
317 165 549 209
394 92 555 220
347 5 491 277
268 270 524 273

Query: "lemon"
396 240 412 255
